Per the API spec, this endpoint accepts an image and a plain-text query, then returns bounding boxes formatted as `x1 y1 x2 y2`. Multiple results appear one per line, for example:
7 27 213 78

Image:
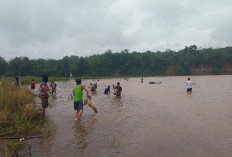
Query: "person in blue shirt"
50 80 57 95
104 86 110 95
14 74 20 86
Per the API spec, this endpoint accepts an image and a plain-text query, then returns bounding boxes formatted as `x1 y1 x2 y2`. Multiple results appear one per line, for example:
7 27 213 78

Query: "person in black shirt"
114 82 122 96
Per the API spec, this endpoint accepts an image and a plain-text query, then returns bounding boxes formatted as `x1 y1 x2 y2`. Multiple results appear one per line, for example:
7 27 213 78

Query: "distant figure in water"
14 74 21 86
141 77 143 83
186 77 195 93
90 84 96 92
73 78 89 122
104 85 110 95
114 82 122 96
94 83 98 89
30 79 35 93
89 83 93 89
50 80 57 95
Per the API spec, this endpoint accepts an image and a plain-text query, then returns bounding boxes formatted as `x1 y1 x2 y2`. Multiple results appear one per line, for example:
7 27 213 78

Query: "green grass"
0 79 55 156
0 80 45 136
21 76 70 85
1 76 70 85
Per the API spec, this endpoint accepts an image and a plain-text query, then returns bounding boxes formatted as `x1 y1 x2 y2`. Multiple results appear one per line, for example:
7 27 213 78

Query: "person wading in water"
73 78 89 122
114 82 122 96
39 74 50 117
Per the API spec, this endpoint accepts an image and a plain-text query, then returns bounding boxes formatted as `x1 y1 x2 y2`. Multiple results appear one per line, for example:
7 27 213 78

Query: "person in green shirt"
73 78 89 122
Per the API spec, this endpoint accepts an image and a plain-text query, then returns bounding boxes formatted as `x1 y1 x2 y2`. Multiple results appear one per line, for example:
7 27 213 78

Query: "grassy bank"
0 80 48 156
0 81 45 136
1 76 70 85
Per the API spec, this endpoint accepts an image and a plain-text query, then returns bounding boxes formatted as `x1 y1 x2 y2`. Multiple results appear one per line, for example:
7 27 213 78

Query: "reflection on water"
29 76 232 157
74 122 88 155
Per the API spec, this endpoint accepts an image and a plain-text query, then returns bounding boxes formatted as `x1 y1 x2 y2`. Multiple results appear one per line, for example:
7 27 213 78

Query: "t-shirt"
115 86 122 96
104 87 110 94
50 83 57 89
73 85 82 102
50 83 56 87
187 80 192 89
40 81 49 97
31 81 35 87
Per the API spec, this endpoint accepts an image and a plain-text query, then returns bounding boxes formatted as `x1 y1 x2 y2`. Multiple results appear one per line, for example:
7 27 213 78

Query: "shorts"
74 101 83 111
52 88 56 93
187 88 192 92
31 86 35 90
41 97 48 108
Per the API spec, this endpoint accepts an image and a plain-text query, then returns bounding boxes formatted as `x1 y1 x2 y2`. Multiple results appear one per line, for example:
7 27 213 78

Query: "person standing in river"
73 78 89 122
50 80 57 95
114 82 122 96
39 74 50 117
14 74 21 86
186 77 195 93
30 79 35 93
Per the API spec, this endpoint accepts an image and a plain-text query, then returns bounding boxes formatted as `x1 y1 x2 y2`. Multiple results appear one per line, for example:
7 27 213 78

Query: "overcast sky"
0 0 232 60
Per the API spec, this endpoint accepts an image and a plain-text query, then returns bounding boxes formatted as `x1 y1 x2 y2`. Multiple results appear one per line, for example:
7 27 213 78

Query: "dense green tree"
1 46 232 77
0 57 8 75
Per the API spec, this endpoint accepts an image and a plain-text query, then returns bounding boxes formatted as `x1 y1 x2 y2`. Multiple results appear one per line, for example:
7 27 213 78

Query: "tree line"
0 45 232 77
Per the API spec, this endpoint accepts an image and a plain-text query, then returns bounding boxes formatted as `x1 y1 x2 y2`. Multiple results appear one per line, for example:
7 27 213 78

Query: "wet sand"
29 75 232 157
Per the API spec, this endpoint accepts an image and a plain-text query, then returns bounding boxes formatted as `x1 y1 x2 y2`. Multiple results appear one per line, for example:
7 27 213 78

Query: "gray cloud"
0 0 231 60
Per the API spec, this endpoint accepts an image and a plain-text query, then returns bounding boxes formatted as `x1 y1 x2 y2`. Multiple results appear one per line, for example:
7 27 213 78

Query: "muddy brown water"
27 76 232 157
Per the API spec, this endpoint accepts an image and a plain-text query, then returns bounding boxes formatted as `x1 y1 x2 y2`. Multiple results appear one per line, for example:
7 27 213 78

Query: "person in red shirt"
30 79 35 93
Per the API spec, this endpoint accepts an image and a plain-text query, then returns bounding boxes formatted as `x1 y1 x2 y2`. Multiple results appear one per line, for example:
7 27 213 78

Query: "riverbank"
1 76 70 85
0 81 49 156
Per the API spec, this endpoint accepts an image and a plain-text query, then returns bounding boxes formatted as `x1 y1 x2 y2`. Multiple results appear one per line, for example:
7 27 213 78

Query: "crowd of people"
9 74 194 122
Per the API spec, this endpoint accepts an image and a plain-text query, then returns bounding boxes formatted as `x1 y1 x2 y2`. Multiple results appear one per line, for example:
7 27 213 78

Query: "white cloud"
0 0 231 60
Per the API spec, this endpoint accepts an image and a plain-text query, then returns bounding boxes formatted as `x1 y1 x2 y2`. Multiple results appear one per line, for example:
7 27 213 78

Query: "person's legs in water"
76 109 83 122
74 101 83 122
41 97 48 117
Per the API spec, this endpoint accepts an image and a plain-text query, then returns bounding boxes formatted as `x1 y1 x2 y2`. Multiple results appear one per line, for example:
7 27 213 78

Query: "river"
28 75 232 157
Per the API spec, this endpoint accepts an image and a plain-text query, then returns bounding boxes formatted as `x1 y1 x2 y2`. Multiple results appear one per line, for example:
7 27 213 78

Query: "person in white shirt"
186 77 193 93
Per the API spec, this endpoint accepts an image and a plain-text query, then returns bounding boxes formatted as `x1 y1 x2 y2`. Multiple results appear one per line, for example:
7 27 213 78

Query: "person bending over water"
104 86 110 95
73 78 89 122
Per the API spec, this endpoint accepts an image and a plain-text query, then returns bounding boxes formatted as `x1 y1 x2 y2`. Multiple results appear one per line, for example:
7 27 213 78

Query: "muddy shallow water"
29 75 232 157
